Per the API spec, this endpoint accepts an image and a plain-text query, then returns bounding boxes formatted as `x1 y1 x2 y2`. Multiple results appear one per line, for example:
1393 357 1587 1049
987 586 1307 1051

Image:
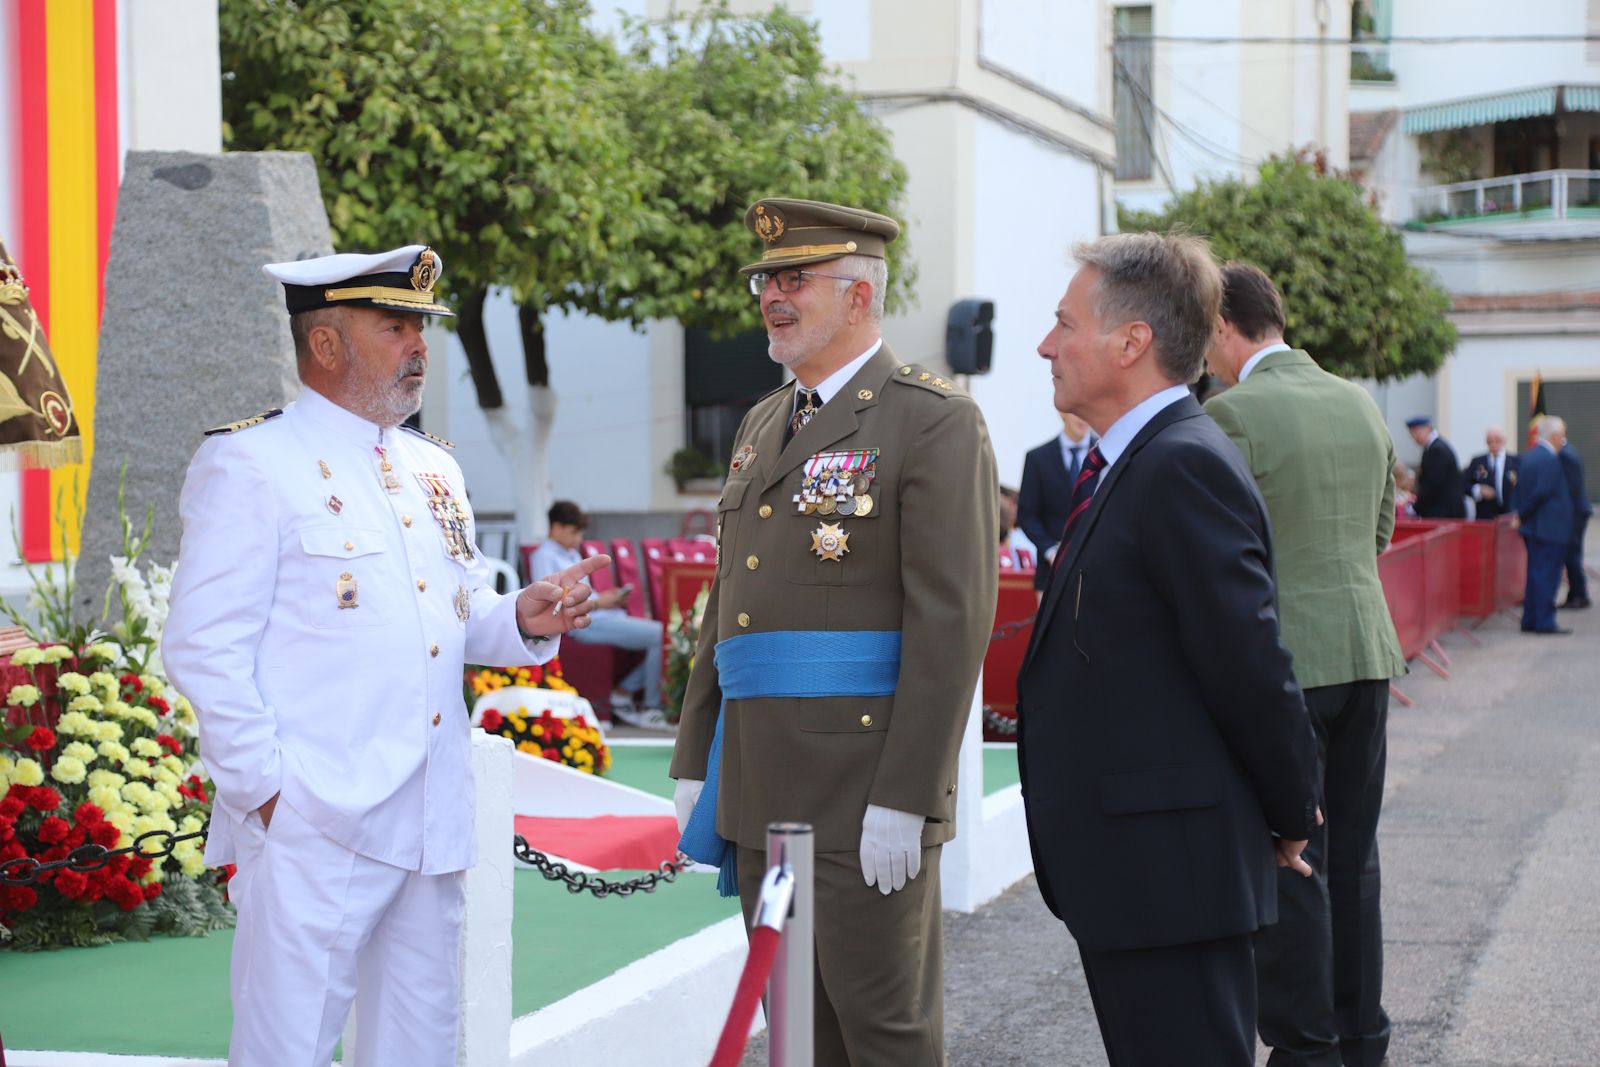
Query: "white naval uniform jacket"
163 387 553 875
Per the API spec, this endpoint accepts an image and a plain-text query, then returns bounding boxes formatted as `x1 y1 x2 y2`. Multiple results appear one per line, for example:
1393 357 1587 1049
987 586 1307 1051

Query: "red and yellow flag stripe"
9 0 119 561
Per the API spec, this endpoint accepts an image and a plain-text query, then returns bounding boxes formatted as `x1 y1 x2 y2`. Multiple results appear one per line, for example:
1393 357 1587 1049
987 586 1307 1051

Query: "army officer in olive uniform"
671 199 998 1066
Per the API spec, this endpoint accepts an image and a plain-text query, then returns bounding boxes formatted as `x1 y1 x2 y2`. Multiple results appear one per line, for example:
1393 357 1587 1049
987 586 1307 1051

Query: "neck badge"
794 448 879 516
374 445 401 494
417 472 475 561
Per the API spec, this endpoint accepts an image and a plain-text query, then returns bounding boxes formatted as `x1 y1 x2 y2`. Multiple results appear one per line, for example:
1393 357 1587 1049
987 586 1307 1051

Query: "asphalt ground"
745 529 1600 1067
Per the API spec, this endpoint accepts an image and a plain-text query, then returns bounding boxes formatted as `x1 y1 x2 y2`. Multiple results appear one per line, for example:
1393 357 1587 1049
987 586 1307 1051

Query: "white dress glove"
859 803 925 895
674 778 705 835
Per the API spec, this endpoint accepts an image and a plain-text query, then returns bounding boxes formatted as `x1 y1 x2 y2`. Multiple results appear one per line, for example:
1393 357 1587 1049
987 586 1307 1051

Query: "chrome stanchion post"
764 821 814 1067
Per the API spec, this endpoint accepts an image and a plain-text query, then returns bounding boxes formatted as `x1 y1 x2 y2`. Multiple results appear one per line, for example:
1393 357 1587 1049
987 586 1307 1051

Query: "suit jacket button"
860 714 873 727
946 784 955 795
738 612 751 627
759 505 773 519
746 555 760 570
431 712 441 726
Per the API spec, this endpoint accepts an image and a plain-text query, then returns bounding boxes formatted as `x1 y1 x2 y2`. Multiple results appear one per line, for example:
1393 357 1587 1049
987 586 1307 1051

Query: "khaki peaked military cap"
739 198 900 274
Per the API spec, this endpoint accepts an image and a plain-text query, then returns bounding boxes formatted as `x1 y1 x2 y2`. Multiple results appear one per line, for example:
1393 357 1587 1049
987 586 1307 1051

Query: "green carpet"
0 869 738 1058
606 742 1021 798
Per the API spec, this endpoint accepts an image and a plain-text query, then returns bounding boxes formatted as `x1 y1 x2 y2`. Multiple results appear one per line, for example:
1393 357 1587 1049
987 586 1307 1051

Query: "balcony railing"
1410 170 1600 226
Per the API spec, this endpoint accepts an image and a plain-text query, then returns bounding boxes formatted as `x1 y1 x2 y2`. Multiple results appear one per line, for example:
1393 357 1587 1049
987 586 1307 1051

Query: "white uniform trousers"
227 798 464 1067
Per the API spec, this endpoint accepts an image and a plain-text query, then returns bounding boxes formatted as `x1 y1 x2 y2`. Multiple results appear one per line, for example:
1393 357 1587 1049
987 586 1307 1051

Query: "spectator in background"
1464 426 1519 521
528 500 671 729
998 485 1025 568
1560 435 1593 609
1205 262 1405 1067
1393 462 1418 520
1517 416 1575 635
1406 416 1467 518
1018 411 1098 596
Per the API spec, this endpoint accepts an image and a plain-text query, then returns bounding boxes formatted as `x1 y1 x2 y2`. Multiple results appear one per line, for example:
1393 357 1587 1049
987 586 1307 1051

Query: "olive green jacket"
1204 348 1405 688
669 343 999 852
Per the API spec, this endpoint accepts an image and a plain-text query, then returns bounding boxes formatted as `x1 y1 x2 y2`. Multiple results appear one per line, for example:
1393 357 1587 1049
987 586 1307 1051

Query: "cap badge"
410 248 440 291
753 204 785 245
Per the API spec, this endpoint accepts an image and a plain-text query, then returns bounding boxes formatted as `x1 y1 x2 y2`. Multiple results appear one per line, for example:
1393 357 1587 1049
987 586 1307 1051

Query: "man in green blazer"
670 198 998 1066
1204 263 1407 1067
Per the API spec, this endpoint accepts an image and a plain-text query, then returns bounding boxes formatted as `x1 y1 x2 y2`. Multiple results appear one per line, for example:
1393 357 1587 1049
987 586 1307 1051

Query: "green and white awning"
1402 85 1600 135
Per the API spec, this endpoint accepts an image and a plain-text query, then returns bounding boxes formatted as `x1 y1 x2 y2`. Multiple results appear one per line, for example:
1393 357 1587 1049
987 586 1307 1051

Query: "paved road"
747 540 1600 1066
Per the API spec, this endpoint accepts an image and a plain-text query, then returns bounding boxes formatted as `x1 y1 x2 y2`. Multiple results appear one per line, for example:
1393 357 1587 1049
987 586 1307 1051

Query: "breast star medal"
336 572 358 609
454 584 471 624
810 521 849 562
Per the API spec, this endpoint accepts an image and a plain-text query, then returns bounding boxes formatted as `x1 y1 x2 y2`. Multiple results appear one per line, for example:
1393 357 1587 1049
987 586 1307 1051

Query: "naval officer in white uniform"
163 245 609 1067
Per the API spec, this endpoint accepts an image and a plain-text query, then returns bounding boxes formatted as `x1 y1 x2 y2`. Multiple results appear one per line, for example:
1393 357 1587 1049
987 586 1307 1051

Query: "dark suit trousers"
1256 679 1391 1067
1566 515 1591 601
736 844 944 1067
1077 933 1256 1066
1523 536 1566 631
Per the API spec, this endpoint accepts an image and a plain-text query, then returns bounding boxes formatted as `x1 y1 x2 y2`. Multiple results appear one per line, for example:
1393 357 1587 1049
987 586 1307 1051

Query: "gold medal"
810 521 849 562
336 572 358 609
854 493 874 518
818 496 836 516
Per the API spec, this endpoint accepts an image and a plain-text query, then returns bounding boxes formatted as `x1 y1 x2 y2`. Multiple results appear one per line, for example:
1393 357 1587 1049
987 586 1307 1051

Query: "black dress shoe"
1559 596 1592 609
1528 626 1574 635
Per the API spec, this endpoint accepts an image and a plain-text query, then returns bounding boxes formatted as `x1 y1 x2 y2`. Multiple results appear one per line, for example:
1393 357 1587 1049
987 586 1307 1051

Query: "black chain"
0 823 209 887
513 835 694 898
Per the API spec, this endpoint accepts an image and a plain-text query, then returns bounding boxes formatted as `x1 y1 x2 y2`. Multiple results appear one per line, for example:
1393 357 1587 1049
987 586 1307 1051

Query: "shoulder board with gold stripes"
401 425 456 449
203 409 283 436
892 365 962 396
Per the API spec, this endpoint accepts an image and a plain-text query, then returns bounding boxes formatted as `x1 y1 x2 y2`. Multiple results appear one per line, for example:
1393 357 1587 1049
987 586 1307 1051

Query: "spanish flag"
1526 370 1546 452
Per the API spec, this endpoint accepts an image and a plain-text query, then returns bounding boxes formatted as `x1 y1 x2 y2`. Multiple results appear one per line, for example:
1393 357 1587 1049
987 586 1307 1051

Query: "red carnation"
93 822 122 849
53 869 89 899
107 877 144 910
129 854 153 879
0 793 23 820
120 673 143 692
542 748 560 762
156 734 182 754
480 709 504 732
526 665 544 685
27 786 60 812
36 816 69 844
73 801 105 826
0 883 38 913
24 725 56 750
148 696 171 715
0 815 14 842
142 880 163 901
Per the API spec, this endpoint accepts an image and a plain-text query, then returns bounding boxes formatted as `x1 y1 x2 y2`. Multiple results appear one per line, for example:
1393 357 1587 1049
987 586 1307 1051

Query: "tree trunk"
456 286 504 410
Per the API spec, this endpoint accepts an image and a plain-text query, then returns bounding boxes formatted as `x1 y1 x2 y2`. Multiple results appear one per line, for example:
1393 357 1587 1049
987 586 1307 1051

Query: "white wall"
970 116 1104 490
124 0 221 153
978 0 1102 109
1446 330 1600 456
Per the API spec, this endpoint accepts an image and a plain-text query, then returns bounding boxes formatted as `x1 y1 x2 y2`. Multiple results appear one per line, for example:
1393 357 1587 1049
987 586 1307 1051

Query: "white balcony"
1409 170 1600 239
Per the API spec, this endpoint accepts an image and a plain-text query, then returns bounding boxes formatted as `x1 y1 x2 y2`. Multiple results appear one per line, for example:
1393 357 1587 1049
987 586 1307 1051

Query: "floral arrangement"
0 478 232 950
478 705 611 776
464 658 577 705
663 584 709 723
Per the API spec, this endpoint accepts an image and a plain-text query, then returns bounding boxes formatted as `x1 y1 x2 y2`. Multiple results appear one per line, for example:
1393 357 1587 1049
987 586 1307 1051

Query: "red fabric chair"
1017 547 1036 570
640 538 670 621
611 538 648 618
668 537 715 564
581 540 617 592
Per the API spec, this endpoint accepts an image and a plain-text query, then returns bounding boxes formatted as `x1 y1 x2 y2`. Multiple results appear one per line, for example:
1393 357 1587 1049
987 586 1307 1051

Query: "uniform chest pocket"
716 478 751 577
295 525 396 630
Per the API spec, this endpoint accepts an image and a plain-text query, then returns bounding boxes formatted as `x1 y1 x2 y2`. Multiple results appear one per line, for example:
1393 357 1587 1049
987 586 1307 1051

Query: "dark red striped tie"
1053 445 1106 571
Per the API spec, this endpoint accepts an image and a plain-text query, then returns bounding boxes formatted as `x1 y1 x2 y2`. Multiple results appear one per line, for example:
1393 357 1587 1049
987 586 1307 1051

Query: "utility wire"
1117 34 1600 46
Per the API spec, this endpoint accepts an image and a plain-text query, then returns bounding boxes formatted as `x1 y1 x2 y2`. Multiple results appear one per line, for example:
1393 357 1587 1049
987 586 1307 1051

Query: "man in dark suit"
1017 411 1097 592
1560 437 1592 609
1406 416 1466 518
1018 233 1320 1065
1518 416 1575 634
1205 264 1406 1067
1465 426 1519 521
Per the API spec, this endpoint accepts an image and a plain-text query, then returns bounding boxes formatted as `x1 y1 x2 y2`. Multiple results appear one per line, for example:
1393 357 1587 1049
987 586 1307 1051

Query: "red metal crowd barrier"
1394 516 1524 618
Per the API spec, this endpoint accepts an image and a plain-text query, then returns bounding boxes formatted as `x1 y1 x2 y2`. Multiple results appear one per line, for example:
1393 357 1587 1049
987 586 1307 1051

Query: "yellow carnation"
0 754 12 780
10 647 45 667
67 694 104 714
105 807 135 834
55 711 94 736
40 645 73 664
96 721 125 743
6 684 40 707
62 741 97 763
89 671 119 696
49 755 87 785
88 785 124 812
131 737 162 759
10 757 44 787
95 742 130 765
139 674 165 697
56 672 91 695
160 754 185 776
83 643 119 662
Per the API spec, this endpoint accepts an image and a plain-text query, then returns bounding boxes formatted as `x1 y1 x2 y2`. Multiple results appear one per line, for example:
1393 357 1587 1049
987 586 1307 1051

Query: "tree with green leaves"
219 0 909 541
1120 153 1456 382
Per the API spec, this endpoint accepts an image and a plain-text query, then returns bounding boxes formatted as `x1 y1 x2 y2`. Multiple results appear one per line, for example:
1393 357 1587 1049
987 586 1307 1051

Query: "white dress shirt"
1236 342 1292 383
1096 384 1194 472
164 387 555 874
793 338 884 414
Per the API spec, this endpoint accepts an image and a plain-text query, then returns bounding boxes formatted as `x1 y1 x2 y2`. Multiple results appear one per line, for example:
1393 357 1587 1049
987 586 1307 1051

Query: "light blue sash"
678 629 902 896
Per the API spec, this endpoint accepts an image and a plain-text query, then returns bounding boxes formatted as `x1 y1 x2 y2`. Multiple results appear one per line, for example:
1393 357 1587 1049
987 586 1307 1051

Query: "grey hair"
830 253 888 322
1536 414 1567 441
290 306 351 373
1071 232 1222 384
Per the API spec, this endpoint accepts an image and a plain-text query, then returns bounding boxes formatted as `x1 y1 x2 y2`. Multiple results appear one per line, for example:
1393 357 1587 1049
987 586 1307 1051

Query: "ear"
307 321 346 372
845 279 873 324
1118 320 1154 368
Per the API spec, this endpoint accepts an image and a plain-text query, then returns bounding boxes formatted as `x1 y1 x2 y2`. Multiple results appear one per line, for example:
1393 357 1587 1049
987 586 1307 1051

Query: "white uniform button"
403 515 413 527
430 644 440 657
417 579 427 592
431 712 441 726
344 541 354 551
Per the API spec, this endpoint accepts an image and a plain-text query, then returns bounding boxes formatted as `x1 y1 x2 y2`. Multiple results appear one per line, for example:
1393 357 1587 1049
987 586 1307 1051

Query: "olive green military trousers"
737 843 944 1067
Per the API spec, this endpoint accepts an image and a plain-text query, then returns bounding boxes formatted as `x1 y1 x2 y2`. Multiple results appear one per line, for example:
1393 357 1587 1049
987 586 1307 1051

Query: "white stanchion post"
460 728 515 1067
338 729 513 1066
766 822 814 1067
940 670 986 912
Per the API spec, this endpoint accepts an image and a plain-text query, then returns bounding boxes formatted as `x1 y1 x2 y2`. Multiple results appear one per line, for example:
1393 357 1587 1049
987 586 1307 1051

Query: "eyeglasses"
747 269 859 297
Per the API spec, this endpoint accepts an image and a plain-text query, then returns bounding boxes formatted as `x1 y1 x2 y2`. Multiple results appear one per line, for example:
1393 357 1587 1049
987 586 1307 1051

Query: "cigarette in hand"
552 585 573 616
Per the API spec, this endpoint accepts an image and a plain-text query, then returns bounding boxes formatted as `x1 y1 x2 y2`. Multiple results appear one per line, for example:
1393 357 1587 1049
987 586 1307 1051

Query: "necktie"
1053 445 1107 571
787 388 821 443
1494 454 1502 497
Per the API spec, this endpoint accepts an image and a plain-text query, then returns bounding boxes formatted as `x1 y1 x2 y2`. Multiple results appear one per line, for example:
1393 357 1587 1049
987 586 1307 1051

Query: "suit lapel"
760 344 896 494
1024 396 1205 669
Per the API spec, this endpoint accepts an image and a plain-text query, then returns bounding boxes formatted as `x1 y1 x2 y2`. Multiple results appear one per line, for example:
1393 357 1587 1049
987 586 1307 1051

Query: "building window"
1351 0 1394 82
683 327 782 471
1113 6 1154 181
1518 378 1600 503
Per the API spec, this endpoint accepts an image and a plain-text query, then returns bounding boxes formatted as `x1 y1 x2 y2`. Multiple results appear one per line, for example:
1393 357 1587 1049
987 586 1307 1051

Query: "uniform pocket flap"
298 526 386 559
718 478 749 512
796 701 891 734
1099 764 1221 816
